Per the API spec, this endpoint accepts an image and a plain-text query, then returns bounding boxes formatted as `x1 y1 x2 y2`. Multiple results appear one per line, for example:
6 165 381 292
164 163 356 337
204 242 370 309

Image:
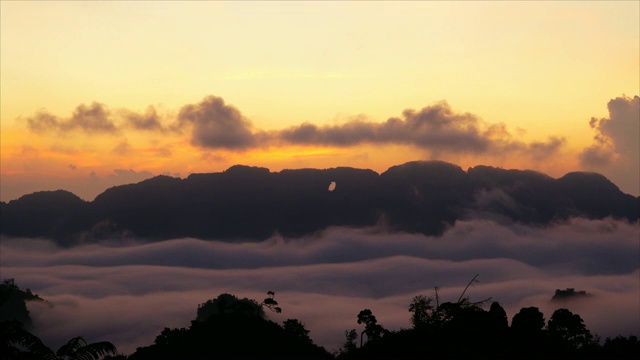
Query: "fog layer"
2 218 638 354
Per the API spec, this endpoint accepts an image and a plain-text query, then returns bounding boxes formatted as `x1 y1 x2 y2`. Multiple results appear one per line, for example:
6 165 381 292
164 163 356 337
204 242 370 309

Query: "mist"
2 217 638 355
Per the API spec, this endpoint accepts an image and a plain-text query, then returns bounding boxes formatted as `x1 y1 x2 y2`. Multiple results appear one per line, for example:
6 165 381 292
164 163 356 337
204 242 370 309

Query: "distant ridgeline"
1 161 638 246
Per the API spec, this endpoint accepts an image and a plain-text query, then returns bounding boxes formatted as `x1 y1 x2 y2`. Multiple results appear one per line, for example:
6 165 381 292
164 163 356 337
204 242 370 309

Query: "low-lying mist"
2 217 638 355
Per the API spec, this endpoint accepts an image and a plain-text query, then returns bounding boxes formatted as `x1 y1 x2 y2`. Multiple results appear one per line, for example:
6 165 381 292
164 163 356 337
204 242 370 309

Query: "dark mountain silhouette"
1 161 638 246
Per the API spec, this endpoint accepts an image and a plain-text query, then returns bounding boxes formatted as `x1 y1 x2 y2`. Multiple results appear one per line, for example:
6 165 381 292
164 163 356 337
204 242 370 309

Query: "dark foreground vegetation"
2 278 639 359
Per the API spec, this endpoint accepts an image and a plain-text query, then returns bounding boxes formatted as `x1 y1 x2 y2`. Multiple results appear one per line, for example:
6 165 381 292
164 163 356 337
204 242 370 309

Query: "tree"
261 291 282 314
196 293 263 320
547 308 595 350
357 309 384 347
510 307 547 357
0 278 47 329
337 329 358 357
282 319 311 343
1 320 117 360
55 336 118 360
408 295 433 329
511 307 545 336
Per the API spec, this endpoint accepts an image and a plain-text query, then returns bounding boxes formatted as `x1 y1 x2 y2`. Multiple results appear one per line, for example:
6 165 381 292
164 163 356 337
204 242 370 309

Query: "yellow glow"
1 1 638 200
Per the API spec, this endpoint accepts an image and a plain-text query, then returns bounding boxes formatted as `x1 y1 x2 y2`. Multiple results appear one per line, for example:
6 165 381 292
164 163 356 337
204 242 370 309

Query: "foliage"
0 278 47 328
282 319 311 343
547 308 596 351
1 319 117 360
408 295 432 329
5 278 640 359
261 291 282 314
356 309 385 346
131 292 331 359
196 293 263 320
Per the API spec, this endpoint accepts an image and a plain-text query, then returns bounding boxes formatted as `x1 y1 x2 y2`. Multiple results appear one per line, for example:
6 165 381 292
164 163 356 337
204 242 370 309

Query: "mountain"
1 161 637 246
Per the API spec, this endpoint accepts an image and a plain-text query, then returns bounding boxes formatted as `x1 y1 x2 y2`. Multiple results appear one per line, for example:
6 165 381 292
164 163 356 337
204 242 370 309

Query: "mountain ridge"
1 160 638 246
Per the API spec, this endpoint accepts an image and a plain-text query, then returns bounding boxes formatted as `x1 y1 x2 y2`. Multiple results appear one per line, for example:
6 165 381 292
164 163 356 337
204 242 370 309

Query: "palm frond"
1 320 56 360
71 341 118 360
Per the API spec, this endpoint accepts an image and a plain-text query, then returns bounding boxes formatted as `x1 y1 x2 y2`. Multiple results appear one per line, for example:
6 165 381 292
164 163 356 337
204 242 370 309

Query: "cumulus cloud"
280 102 483 151
20 96 566 158
25 103 169 135
277 102 565 158
2 218 638 354
579 95 639 195
121 106 165 132
27 102 118 134
176 96 257 150
112 140 132 156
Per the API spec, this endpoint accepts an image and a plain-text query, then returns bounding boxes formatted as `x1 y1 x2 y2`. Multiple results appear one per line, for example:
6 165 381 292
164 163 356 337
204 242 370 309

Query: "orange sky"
1 1 638 201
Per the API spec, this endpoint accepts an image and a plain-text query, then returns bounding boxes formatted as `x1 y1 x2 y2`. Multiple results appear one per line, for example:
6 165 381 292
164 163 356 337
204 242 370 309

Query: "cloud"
106 169 154 184
20 96 565 158
25 103 168 135
177 96 257 150
277 101 564 157
121 106 165 132
112 140 132 156
524 136 566 160
579 95 640 195
27 102 118 134
2 218 638 354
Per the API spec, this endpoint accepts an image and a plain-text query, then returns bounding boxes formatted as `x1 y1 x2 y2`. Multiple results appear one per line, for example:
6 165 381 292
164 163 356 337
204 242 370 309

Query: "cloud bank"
21 96 565 159
580 95 640 195
2 218 638 355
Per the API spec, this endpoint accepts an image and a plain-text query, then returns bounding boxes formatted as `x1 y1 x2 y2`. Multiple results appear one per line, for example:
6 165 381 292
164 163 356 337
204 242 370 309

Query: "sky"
1 2 639 355
1 1 638 201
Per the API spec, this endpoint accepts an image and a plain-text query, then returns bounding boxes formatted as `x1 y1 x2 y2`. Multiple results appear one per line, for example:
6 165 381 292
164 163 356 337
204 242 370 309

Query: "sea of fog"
2 217 639 355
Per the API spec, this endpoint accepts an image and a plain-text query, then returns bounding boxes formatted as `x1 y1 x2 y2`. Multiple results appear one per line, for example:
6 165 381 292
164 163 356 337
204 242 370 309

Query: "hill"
1 161 637 246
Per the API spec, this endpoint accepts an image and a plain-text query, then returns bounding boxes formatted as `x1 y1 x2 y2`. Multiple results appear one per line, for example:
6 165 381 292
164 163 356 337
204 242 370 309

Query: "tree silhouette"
511 306 545 335
547 308 595 351
261 290 282 314
337 329 358 357
408 295 433 329
131 292 331 359
510 306 547 357
356 309 384 347
282 319 312 343
1 320 117 360
0 278 47 329
54 336 118 360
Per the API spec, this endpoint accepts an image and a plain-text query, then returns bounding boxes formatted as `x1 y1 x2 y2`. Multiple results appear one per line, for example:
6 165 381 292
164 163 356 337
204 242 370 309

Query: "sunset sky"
2 1 639 201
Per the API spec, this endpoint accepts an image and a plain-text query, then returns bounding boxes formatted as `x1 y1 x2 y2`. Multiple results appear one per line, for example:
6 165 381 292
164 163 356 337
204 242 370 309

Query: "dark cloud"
122 106 164 132
525 136 566 160
177 96 256 150
21 96 566 157
579 95 639 195
65 102 117 133
590 96 640 157
279 102 491 152
25 103 167 135
277 101 565 157
579 145 614 167
112 140 132 156
26 102 118 134
26 112 60 133
26 102 117 134
2 218 638 354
